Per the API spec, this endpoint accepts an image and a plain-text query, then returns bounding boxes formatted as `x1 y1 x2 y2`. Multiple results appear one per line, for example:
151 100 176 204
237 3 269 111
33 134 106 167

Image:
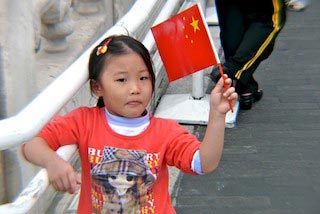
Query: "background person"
211 0 286 110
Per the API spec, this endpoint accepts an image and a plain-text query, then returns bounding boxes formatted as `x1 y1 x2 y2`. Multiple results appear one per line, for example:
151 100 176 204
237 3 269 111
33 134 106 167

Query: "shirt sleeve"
191 150 203 175
38 108 85 150
163 120 201 175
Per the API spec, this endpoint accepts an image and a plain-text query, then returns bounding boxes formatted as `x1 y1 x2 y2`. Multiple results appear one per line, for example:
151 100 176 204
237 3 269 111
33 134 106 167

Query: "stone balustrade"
34 0 136 53
0 0 136 211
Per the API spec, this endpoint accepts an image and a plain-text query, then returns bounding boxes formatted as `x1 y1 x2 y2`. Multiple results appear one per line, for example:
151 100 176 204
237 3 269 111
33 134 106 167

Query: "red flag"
151 3 219 82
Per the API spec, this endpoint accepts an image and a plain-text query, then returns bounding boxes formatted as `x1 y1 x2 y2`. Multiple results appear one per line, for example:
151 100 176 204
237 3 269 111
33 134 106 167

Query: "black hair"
88 35 156 108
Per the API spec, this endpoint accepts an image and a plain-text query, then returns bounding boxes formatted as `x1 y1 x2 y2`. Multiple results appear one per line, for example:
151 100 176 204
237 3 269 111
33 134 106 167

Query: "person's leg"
211 0 245 82
212 0 286 110
215 0 245 59
229 20 275 109
213 19 273 110
228 1 286 109
232 21 274 86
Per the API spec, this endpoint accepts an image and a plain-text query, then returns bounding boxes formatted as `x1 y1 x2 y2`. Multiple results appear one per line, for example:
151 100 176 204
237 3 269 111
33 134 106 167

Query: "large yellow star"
190 16 200 33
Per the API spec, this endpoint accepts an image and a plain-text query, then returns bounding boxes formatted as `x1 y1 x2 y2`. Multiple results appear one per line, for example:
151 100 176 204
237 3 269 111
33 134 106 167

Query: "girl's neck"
104 108 150 136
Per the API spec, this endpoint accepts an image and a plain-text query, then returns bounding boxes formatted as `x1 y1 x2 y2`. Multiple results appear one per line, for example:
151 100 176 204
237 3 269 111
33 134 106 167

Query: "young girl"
23 35 237 214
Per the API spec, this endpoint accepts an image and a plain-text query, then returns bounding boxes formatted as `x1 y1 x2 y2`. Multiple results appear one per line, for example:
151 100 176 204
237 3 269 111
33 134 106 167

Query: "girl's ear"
90 80 103 96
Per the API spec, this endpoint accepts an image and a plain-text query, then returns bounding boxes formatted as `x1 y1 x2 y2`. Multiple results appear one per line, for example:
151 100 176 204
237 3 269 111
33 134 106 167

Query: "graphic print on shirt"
90 146 157 214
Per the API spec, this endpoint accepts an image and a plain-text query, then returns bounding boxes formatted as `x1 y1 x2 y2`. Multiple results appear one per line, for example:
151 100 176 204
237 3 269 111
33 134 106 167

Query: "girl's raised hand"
210 74 238 114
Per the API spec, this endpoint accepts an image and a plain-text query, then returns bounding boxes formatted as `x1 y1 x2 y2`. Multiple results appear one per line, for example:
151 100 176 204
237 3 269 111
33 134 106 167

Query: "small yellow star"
190 16 200 33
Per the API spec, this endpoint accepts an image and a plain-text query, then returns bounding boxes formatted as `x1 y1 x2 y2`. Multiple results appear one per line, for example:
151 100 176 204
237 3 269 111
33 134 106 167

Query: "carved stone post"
40 0 74 52
1 0 38 202
0 47 6 204
75 0 102 15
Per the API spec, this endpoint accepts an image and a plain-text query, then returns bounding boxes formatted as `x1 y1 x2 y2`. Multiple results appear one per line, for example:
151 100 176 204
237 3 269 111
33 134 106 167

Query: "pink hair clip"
96 38 112 56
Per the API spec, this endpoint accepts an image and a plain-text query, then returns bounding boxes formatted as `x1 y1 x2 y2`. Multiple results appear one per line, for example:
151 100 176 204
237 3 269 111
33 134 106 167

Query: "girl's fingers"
213 75 231 93
52 178 66 192
67 173 77 194
50 172 79 194
223 86 235 96
66 171 81 194
229 92 238 103
76 175 82 184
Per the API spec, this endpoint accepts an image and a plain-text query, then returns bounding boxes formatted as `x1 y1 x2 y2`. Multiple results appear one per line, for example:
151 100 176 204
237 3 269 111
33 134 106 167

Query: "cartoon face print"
108 174 135 196
90 147 156 214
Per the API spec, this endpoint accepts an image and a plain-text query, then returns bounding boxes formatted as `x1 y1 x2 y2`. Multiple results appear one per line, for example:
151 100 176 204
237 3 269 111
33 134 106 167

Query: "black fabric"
215 0 286 93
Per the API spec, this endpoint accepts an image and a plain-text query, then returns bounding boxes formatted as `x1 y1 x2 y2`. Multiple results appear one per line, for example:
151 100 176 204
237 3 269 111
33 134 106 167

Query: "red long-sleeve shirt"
39 107 200 213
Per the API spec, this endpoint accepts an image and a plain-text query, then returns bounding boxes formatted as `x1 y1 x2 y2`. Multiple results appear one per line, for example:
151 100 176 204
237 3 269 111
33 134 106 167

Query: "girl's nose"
130 82 140 95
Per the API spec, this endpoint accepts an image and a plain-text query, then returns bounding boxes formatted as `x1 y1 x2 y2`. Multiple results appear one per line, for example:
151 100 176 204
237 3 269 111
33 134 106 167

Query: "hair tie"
96 38 112 56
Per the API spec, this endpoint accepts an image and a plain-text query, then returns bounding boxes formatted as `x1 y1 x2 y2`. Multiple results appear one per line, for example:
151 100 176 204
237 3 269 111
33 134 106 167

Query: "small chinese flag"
151 3 219 82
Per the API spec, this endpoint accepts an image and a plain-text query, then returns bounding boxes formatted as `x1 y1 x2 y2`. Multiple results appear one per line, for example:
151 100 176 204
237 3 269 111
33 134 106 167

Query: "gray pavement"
173 1 320 214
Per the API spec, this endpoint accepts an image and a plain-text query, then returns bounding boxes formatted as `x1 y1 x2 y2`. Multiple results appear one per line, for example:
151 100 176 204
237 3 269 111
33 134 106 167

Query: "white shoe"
285 0 307 11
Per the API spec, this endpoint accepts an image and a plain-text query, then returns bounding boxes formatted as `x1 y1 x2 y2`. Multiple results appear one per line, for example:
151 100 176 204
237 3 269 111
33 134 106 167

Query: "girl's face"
94 52 153 118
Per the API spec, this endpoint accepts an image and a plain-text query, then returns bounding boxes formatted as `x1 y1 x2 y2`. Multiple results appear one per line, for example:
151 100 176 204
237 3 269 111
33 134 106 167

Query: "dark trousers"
215 0 286 94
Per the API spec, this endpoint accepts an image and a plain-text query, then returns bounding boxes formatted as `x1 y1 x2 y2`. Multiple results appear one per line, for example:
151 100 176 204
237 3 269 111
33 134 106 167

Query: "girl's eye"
116 78 126 82
140 76 149 81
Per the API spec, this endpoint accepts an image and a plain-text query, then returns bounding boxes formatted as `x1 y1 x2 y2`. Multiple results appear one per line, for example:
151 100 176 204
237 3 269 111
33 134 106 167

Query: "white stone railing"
34 0 134 53
0 145 77 213
0 0 185 213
